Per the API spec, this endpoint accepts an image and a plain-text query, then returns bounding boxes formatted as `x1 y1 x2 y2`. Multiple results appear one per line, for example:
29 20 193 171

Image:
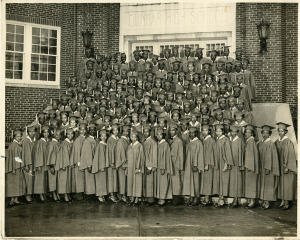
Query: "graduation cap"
133 50 141 56
188 126 198 133
244 124 257 131
87 123 96 129
195 47 204 53
149 111 157 117
214 108 223 115
122 125 131 133
202 60 213 66
152 54 159 59
183 100 191 106
217 59 225 65
172 60 181 65
223 46 231 50
185 46 192 50
187 60 194 65
156 127 166 134
201 124 211 130
260 125 275 131
163 48 171 53
214 124 224 130
158 58 166 63
99 129 107 135
169 122 178 129
130 129 138 136
65 128 74 134
234 61 242 67
218 97 226 103
243 56 250 64
41 125 50 131
227 96 236 102
229 124 240 131
276 122 291 130
202 115 210 120
111 124 120 130
223 118 232 125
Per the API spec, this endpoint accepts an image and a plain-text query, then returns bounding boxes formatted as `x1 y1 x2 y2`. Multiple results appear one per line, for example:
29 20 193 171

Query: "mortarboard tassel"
93 90 95 96
49 120 51 126
165 100 166 106
237 98 239 104
142 125 143 134
97 130 99 139
11 130 14 139
25 126 28 136
36 113 38 121
174 94 176 100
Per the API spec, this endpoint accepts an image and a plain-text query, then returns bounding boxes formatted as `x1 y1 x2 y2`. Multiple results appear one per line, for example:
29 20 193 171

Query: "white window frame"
5 20 61 88
131 39 227 60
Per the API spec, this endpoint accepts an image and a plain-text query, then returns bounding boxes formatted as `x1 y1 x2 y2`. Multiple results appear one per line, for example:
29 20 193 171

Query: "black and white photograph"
0 0 298 239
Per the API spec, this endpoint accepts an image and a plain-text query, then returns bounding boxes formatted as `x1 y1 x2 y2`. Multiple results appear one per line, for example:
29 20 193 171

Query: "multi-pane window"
5 21 60 86
5 24 24 80
31 27 57 81
206 43 225 57
160 44 200 58
134 46 154 59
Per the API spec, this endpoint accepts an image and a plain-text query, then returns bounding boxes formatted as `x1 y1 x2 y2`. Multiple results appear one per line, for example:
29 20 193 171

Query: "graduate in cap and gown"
142 125 158 205
46 128 61 202
156 127 173 206
92 129 109 203
169 122 184 205
214 124 234 207
258 125 280 209
56 128 73 202
70 122 87 198
34 125 50 202
182 127 204 205
80 124 97 197
228 125 245 207
275 122 297 210
21 125 36 203
115 125 131 203
6 129 26 206
126 130 145 205
200 124 217 206
106 124 120 203
244 124 260 208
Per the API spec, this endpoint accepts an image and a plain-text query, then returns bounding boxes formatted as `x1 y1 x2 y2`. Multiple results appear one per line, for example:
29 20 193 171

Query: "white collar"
218 135 225 140
232 136 239 142
62 122 69 126
13 139 21 144
183 130 189 135
190 121 199 126
246 136 254 142
26 136 35 142
159 139 166 144
89 136 95 139
121 136 128 140
65 138 72 143
264 138 271 142
111 135 118 140
41 138 47 142
146 136 152 141
173 135 178 139
52 138 58 142
131 141 139 146
204 135 211 140
190 137 198 142
236 120 246 125
133 122 140 126
278 136 288 142
100 141 107 145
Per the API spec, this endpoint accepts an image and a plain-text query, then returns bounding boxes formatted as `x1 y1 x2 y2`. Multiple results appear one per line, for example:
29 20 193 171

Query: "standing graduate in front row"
47 128 61 202
275 122 297 210
142 125 158 205
214 124 234 207
21 125 36 203
56 128 73 203
244 125 260 209
182 127 204 206
258 125 280 209
126 130 145 205
92 129 109 203
200 124 217 206
228 125 245 207
156 127 173 206
6 129 26 206
34 126 50 203
169 122 184 205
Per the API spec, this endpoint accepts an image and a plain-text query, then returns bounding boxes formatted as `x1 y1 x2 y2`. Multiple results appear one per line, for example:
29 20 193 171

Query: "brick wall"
5 3 120 138
236 3 298 132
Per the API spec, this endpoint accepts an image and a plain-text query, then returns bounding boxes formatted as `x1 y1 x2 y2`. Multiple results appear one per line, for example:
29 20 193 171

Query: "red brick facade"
5 3 298 139
236 3 298 132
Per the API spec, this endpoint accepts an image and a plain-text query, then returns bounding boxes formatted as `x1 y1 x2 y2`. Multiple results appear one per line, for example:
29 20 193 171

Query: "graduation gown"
244 137 260 198
115 137 130 195
34 138 49 194
6 140 26 198
229 136 245 198
170 136 184 195
106 135 119 193
201 135 217 196
258 139 280 201
127 141 145 197
156 139 173 200
70 135 86 193
215 136 234 197
21 136 36 195
275 137 297 201
182 138 204 198
56 139 72 194
92 142 109 197
242 69 256 99
46 139 60 192
143 137 158 198
80 136 96 195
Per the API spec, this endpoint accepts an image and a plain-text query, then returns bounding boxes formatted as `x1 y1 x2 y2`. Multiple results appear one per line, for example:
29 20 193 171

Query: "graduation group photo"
1 1 298 239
